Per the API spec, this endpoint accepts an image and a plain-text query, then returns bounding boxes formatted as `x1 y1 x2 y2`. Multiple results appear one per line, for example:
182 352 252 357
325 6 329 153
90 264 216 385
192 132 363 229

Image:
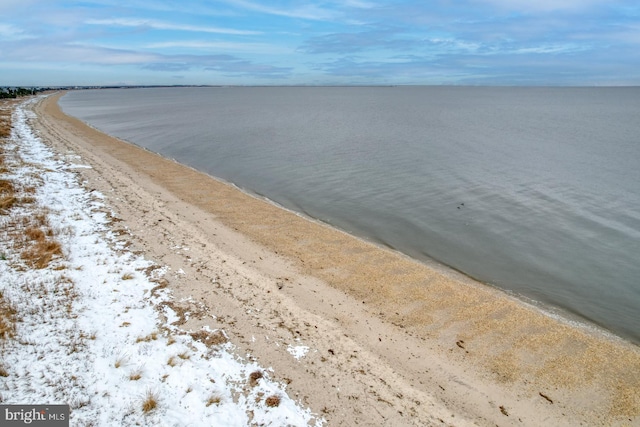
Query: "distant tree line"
0 87 40 99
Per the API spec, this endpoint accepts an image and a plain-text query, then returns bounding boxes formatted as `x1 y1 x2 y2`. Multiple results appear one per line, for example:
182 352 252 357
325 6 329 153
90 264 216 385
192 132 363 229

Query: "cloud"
474 0 613 12
0 41 157 65
142 62 192 72
143 52 293 78
341 0 378 8
298 18 591 59
314 56 467 81
221 0 339 21
204 60 292 78
603 23 640 45
0 37 292 79
139 52 234 69
510 44 587 54
311 36 640 85
79 0 239 17
0 0 42 13
0 23 34 41
300 27 419 54
145 40 293 54
86 18 261 35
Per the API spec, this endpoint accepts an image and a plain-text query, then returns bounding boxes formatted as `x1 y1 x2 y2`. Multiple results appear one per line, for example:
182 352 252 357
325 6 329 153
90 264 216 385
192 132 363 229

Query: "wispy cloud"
204 60 292 78
312 56 469 83
0 23 34 41
0 0 42 13
474 0 612 12
221 0 339 21
1 37 292 79
604 23 640 45
86 18 261 35
340 0 378 8
78 0 239 16
142 53 293 78
300 27 420 54
1 42 158 65
145 40 292 54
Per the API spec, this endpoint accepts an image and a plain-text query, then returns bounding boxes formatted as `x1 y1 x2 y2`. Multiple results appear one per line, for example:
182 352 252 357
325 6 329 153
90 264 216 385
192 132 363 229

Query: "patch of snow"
287 345 310 361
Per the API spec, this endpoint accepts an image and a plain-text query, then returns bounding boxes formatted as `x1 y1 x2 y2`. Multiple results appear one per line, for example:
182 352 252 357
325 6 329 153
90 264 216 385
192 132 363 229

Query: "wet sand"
32 92 639 426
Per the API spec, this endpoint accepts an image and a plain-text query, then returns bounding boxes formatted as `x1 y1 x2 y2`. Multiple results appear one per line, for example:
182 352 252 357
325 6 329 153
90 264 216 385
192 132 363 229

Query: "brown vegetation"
265 395 281 408
189 329 228 347
0 102 18 380
205 394 221 407
0 122 10 139
114 354 128 369
0 292 16 340
0 179 14 194
21 237 62 269
0 107 11 138
248 370 263 387
136 331 158 343
141 390 158 413
1 101 63 270
0 179 15 213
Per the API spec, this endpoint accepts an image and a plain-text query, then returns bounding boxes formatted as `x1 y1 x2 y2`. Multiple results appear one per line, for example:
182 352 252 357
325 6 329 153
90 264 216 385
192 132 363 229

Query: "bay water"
59 86 640 344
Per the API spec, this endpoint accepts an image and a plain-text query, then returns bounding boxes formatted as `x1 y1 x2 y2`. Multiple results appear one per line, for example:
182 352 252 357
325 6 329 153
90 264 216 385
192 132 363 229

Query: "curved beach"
32 93 639 425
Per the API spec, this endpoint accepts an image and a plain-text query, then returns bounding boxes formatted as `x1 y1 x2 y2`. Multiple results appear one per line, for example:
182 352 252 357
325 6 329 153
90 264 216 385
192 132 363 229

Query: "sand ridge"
32 92 639 426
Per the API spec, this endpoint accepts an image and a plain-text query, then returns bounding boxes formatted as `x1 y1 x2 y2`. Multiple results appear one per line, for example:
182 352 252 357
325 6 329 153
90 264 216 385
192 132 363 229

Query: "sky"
1 0 639 86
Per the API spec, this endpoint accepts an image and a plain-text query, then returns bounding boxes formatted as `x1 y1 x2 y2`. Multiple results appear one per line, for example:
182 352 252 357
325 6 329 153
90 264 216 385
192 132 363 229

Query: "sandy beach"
30 92 640 426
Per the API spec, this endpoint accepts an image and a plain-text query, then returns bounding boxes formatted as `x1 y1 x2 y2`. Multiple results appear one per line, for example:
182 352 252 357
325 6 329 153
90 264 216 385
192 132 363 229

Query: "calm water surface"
60 87 640 344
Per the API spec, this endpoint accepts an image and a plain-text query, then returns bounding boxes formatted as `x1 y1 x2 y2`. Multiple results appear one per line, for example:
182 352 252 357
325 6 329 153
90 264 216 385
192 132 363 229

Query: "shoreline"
33 92 639 425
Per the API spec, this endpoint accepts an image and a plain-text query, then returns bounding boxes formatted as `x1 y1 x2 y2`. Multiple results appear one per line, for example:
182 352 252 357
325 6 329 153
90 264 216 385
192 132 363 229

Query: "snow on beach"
0 98 323 426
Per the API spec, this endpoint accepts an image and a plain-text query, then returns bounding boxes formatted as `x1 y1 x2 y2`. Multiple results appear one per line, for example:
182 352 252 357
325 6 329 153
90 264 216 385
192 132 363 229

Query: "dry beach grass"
1 99 68 398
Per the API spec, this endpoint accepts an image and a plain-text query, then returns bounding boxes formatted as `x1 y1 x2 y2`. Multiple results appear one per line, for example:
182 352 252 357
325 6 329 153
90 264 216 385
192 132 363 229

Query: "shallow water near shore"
60 86 640 344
